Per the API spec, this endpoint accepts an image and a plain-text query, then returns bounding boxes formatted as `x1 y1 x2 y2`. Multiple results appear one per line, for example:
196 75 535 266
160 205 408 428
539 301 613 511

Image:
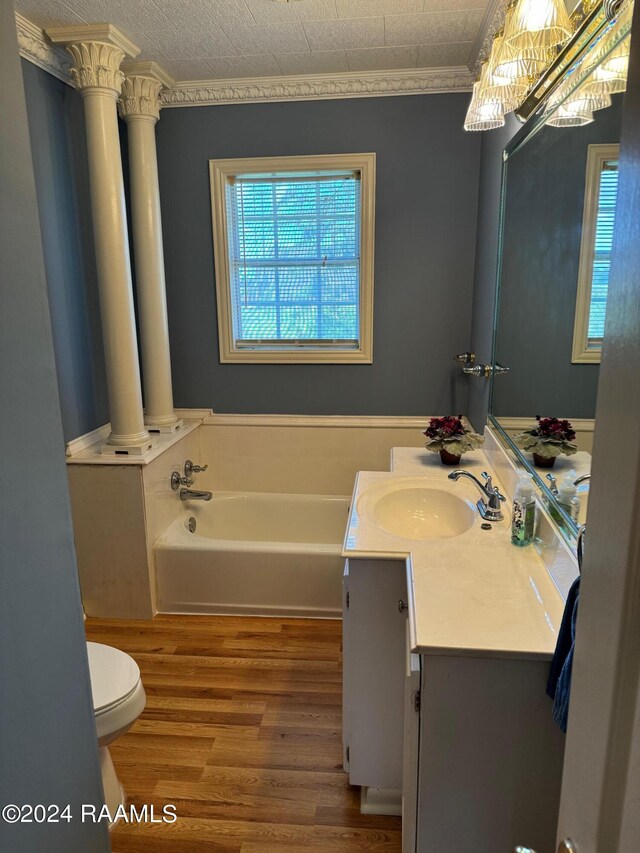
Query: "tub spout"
180 489 213 501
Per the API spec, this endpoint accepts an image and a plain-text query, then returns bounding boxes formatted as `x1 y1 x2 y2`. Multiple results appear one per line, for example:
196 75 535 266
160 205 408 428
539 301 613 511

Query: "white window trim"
572 143 619 364
209 153 375 364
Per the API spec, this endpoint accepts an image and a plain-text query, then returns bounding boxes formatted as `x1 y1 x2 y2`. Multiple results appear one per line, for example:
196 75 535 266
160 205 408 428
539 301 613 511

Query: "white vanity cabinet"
412 654 566 853
342 558 408 797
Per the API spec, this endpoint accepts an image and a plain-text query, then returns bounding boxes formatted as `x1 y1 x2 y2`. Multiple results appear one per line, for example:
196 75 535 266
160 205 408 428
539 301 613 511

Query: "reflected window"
209 155 375 363
572 143 619 363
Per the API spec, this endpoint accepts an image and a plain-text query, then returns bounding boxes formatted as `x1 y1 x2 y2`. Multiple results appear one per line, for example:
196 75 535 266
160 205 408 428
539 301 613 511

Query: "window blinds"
225 170 361 347
588 159 619 344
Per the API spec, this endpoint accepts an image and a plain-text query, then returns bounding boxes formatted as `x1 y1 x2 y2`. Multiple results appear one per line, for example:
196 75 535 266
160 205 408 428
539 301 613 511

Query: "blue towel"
547 576 580 732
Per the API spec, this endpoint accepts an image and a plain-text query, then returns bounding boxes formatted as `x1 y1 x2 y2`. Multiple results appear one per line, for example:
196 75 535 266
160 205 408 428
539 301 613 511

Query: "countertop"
342 447 569 661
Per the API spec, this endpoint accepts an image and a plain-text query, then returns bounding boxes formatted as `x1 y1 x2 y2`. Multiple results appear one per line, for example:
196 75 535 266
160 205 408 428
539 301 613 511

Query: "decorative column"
119 62 182 433
46 25 153 454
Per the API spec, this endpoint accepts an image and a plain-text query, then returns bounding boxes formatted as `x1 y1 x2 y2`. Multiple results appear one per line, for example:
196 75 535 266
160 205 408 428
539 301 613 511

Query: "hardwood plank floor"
85 615 402 852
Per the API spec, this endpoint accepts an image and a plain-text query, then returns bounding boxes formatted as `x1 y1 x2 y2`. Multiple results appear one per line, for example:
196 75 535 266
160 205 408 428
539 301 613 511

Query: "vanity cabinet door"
402 626 421 853
342 558 407 790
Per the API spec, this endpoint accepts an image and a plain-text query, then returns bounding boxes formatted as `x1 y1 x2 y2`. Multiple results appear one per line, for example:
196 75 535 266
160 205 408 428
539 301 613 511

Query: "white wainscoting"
196 414 430 496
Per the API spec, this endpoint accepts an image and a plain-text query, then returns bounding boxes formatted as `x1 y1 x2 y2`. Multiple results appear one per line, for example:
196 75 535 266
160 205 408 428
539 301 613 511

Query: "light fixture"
507 0 573 50
602 40 630 75
463 0 633 131
493 5 550 83
482 32 529 108
546 101 594 125
464 82 506 131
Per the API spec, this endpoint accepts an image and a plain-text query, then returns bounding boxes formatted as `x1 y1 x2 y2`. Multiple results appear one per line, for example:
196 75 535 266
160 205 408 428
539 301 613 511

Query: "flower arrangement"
423 415 484 465
514 416 578 468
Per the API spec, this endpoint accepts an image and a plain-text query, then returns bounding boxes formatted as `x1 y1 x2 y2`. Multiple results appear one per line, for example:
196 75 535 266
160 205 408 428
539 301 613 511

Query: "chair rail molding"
15 13 473 105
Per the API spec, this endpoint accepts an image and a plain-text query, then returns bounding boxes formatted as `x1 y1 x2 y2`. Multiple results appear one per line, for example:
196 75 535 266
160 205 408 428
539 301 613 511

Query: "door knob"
514 847 537 852
398 599 408 614
558 841 578 853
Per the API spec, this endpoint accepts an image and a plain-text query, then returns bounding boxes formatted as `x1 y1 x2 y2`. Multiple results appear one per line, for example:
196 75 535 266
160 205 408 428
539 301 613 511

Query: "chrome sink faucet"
573 474 591 486
447 470 506 522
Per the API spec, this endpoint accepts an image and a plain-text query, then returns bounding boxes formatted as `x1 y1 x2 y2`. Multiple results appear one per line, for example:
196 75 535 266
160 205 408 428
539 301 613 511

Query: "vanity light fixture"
465 0 633 130
464 81 506 131
508 0 573 50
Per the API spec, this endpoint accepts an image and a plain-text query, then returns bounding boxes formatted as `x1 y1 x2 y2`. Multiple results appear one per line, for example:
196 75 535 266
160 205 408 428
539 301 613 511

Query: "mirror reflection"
490 25 631 534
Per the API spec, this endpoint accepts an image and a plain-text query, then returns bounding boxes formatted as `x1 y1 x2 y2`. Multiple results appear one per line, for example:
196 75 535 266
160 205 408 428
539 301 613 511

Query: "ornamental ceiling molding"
16 12 473 107
161 67 474 108
16 13 73 85
469 0 509 76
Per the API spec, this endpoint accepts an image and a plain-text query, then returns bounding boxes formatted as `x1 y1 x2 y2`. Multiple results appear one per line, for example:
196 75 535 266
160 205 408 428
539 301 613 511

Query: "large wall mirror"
489 1 633 540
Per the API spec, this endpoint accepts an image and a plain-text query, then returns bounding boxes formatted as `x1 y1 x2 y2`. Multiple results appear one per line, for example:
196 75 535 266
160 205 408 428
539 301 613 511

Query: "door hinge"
413 690 421 712
346 591 350 609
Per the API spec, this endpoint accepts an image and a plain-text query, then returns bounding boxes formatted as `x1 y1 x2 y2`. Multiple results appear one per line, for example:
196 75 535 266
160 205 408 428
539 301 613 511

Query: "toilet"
86 642 146 815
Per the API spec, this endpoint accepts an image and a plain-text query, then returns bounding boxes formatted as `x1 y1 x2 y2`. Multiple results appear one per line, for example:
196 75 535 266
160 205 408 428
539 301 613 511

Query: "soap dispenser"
557 470 580 523
511 473 536 547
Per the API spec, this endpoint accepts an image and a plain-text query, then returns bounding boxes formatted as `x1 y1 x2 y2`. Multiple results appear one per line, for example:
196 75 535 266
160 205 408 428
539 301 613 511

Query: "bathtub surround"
119 62 182 434
67 421 201 618
1 3 108 848
66 413 426 618
47 25 152 455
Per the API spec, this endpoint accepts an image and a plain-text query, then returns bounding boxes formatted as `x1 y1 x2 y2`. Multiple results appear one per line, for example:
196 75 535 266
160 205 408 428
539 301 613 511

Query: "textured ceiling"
16 0 495 82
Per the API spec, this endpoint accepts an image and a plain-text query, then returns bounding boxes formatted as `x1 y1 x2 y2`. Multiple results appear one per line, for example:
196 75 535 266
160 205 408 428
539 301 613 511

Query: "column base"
146 418 184 434
100 438 156 456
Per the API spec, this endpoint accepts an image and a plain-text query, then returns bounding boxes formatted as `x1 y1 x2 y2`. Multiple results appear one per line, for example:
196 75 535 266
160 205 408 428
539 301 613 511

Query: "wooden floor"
85 614 402 852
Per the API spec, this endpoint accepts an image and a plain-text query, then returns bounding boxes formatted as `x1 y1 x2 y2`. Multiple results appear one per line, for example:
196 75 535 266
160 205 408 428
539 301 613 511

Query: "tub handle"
185 459 209 477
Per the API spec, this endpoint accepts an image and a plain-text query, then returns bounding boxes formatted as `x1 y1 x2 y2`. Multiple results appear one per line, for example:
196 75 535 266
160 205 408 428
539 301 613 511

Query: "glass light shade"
464 83 505 131
483 34 529 108
567 87 612 112
546 101 594 126
507 0 573 50
494 7 550 81
582 62 628 95
602 40 630 76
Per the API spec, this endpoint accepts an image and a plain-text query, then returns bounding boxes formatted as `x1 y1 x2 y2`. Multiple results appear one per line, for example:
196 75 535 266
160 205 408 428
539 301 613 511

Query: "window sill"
219 346 373 364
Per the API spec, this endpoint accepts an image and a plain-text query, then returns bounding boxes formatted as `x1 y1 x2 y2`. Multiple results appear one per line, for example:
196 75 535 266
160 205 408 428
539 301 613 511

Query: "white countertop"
343 447 569 661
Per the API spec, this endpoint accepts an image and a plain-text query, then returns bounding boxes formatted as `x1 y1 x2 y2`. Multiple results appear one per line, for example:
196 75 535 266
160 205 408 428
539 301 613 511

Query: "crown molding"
15 13 73 85
16 12 473 106
161 66 474 108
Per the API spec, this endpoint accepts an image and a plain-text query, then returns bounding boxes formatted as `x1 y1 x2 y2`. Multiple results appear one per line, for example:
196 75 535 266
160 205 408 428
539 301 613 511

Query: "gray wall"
0 3 109 850
494 97 622 419
21 60 109 442
156 94 481 415
467 114 520 431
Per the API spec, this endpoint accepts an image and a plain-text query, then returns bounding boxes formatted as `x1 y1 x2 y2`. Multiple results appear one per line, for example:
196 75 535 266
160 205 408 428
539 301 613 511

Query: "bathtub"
154 491 351 618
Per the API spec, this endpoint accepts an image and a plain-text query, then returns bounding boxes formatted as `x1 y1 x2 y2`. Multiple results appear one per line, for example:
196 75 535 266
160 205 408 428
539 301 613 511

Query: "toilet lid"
87 642 141 713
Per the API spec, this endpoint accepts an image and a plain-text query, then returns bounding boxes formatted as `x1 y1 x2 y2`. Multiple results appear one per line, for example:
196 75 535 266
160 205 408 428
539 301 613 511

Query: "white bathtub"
154 491 351 618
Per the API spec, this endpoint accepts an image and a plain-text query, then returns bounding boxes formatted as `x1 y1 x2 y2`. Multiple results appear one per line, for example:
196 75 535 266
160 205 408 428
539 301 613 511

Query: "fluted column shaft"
120 68 180 430
47 27 151 452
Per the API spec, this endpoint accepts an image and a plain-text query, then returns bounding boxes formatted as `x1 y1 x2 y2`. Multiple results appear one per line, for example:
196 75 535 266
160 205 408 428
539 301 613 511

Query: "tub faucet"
447 470 506 522
180 489 213 502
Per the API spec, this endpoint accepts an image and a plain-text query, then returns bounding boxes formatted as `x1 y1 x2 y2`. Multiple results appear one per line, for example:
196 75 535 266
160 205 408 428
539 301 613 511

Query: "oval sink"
358 485 475 541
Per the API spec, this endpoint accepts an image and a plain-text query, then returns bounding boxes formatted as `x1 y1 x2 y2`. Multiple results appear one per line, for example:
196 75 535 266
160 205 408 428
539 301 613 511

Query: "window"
210 154 375 363
572 144 619 363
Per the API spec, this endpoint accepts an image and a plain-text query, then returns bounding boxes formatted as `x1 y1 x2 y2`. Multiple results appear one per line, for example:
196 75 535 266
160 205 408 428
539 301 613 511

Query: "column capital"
46 24 139 95
119 62 174 121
